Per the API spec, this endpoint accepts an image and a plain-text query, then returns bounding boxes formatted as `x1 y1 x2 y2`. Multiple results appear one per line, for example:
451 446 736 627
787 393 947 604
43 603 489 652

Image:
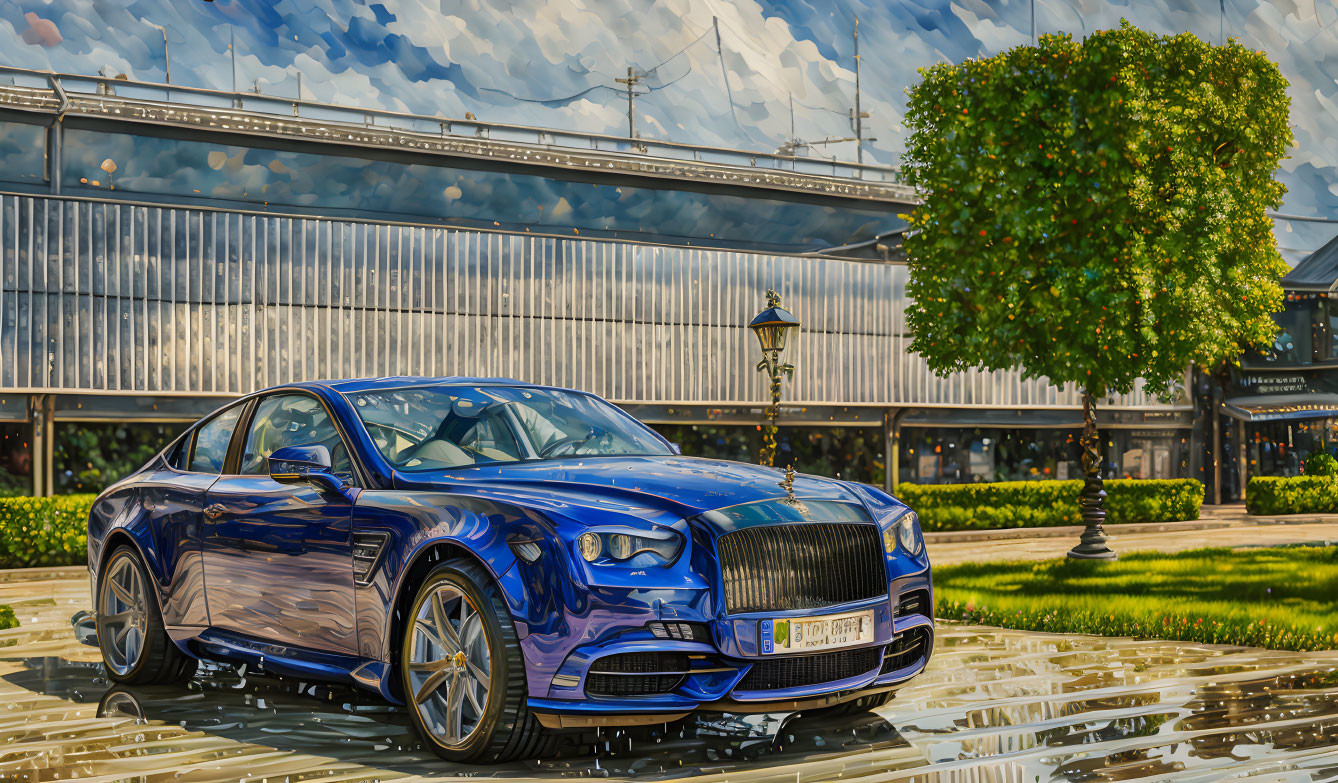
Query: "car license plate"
763 609 874 654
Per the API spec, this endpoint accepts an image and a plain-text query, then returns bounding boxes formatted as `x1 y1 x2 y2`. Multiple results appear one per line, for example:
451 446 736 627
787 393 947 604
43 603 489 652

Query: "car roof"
279 376 554 395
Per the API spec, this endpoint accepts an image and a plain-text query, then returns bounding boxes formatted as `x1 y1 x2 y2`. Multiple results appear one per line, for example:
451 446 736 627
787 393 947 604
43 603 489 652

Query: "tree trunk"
1068 387 1117 560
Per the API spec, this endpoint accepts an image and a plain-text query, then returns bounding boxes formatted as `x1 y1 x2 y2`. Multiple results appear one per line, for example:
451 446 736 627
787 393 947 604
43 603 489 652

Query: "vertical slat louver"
0 192 1167 411
716 523 887 614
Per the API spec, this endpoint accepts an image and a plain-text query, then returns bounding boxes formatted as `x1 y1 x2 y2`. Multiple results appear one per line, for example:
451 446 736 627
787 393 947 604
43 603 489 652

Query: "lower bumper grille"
738 646 881 691
585 652 689 697
897 589 932 619
717 523 888 614
882 627 931 674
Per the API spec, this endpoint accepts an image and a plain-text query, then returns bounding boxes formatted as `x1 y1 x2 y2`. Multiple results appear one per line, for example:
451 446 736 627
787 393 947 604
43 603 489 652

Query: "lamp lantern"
748 302 800 353
750 290 800 467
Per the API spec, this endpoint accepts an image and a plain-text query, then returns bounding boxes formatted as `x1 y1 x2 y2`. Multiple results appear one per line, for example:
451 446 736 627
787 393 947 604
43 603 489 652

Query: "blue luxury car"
86 377 933 762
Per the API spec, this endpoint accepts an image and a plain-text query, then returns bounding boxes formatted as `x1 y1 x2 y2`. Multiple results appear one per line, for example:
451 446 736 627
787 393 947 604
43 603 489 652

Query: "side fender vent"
352 531 391 585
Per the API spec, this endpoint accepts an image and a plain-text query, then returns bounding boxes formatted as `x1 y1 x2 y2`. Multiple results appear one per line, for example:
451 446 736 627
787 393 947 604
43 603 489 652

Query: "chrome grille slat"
717 523 887 614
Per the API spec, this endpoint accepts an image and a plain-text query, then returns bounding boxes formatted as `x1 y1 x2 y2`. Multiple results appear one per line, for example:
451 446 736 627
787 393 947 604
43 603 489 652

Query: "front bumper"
529 574 934 729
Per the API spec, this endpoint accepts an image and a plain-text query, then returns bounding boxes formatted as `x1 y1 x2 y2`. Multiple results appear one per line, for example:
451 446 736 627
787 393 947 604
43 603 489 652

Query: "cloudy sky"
3 0 1336 259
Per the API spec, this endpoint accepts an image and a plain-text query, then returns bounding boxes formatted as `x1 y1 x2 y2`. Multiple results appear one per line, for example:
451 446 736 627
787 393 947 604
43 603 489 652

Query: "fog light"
647 621 711 642
578 532 602 561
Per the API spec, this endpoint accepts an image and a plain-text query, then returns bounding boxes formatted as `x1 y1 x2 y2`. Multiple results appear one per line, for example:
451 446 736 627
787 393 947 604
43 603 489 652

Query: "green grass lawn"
934 546 1338 651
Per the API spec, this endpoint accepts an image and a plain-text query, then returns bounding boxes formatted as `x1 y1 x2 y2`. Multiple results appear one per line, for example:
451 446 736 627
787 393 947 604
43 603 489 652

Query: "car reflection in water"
6 654 923 780
6 617 1338 781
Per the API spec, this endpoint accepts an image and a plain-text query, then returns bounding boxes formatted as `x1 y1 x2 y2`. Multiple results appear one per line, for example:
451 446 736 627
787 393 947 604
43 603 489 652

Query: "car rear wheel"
401 559 553 763
96 546 197 685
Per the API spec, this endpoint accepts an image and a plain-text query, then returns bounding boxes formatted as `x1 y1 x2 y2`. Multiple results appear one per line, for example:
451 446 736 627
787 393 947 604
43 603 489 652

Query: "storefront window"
1246 418 1338 478
1247 298 1325 366
0 121 46 186
900 427 1082 484
1103 430 1191 480
652 424 882 485
54 422 187 494
0 423 33 497
1324 300 1338 361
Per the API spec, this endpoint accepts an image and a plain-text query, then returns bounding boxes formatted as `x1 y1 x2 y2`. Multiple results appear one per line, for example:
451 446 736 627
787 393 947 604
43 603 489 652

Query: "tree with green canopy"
901 22 1292 558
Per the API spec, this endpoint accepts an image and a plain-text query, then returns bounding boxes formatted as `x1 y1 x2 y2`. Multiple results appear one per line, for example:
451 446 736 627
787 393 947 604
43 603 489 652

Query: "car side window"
166 435 192 470
239 393 353 479
188 404 246 473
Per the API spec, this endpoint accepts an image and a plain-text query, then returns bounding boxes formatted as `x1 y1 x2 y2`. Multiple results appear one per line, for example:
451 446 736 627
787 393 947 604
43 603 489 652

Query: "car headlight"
577 532 602 561
577 530 682 565
883 512 923 557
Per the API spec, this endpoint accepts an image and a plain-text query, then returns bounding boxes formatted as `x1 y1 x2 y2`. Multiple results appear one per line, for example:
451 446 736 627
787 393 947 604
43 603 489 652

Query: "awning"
1222 393 1338 422
1282 232 1338 293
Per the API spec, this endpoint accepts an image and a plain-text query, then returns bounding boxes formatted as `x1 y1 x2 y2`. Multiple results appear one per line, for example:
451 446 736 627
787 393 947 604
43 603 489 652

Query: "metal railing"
0 64 905 185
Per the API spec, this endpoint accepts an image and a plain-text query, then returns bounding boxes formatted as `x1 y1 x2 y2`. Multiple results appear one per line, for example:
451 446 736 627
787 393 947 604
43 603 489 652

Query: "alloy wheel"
99 555 149 676
407 583 492 746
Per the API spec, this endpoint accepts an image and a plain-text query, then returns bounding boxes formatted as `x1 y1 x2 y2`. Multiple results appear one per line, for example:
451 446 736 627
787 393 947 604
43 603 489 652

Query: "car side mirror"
268 444 347 495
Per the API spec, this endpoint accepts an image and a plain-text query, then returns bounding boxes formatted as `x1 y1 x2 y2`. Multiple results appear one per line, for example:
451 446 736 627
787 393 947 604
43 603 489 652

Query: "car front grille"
717 523 887 614
881 627 932 674
737 646 881 691
584 652 690 697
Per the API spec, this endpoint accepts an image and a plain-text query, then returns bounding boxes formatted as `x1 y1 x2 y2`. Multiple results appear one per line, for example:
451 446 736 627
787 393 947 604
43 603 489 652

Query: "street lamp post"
749 290 801 467
145 22 170 97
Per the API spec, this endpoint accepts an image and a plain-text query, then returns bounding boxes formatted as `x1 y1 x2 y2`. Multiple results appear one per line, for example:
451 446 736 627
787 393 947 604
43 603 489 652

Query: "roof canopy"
1282 232 1338 293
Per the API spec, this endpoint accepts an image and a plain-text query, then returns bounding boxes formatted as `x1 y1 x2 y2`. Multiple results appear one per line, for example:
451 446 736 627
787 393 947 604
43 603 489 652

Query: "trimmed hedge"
0 495 95 568
1245 476 1338 515
1303 451 1338 478
0 604 14 630
897 478 1204 532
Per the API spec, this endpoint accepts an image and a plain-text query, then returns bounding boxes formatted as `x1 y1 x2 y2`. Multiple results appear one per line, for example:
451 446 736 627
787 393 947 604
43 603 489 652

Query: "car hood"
391 455 872 531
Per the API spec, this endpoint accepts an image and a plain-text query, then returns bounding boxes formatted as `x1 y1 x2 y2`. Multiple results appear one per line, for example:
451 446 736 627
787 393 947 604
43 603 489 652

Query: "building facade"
1209 234 1338 497
0 71 1193 497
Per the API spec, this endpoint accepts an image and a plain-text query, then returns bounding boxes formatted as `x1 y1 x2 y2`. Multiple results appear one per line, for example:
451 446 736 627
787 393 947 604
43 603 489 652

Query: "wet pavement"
2 572 1338 782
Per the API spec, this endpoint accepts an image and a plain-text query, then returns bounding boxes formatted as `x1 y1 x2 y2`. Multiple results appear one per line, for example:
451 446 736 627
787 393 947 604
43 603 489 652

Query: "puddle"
1 656 923 781
1 576 1337 782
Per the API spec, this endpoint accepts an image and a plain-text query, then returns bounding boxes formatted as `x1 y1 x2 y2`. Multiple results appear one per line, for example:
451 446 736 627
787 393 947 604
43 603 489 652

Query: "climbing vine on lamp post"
750 290 800 467
901 22 1291 558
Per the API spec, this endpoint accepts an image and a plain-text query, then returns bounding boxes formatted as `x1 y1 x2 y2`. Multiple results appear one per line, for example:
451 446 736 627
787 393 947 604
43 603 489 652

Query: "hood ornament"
778 465 808 514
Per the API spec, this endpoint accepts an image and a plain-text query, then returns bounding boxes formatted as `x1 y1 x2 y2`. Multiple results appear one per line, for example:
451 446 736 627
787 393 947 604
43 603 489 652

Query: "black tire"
400 559 554 763
96 545 198 685
817 688 896 717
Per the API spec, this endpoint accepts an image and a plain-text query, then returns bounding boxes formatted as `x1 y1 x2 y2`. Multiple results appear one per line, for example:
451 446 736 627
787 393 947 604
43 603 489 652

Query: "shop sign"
1233 368 1338 397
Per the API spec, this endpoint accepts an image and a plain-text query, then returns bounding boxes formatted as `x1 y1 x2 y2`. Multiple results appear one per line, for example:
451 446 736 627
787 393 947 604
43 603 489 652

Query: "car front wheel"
400 559 553 763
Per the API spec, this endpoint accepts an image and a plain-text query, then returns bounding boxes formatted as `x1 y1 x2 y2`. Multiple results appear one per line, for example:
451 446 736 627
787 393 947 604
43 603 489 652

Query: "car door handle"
204 504 227 521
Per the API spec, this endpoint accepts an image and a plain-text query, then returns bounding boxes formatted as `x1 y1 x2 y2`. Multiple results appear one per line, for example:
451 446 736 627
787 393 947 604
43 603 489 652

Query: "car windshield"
344 385 672 471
